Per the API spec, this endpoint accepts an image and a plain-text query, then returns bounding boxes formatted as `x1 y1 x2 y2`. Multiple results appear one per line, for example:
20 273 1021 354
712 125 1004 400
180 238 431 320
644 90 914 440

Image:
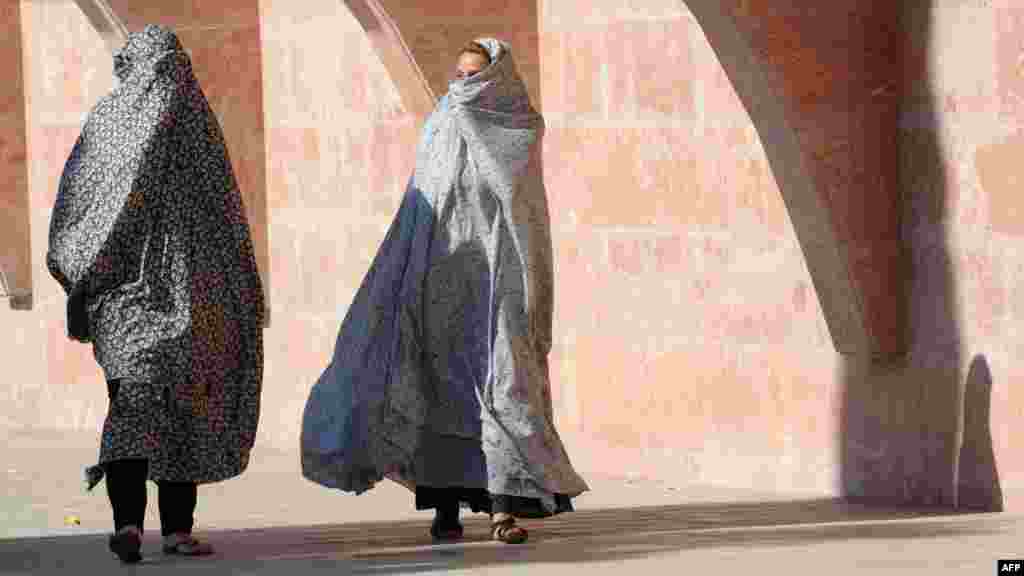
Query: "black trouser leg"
436 493 459 525
157 481 198 537
104 379 150 533
417 487 460 525
105 459 149 533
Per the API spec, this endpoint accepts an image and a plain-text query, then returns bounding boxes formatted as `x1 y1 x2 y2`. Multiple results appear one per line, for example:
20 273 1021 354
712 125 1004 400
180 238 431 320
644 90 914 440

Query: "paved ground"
2 427 1021 575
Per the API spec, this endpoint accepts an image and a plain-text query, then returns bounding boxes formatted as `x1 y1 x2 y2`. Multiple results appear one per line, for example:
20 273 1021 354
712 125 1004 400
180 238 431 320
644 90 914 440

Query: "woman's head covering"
47 22 264 343
113 24 189 83
447 38 536 119
427 38 542 191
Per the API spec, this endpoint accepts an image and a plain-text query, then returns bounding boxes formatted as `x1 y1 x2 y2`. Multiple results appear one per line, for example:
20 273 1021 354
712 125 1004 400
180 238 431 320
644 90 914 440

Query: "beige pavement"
2 427 1020 575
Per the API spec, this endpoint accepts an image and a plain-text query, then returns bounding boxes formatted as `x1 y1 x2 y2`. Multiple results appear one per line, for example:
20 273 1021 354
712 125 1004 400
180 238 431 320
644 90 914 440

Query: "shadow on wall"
840 2 1001 511
840 0 957 508
958 355 1003 511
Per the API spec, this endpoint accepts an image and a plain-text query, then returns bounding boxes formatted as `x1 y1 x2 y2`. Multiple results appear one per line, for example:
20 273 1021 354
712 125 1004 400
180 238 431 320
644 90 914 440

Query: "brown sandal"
491 517 528 544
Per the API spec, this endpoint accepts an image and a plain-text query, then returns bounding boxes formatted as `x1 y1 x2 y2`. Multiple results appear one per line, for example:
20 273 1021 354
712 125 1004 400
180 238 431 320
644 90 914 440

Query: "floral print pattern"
46 25 265 487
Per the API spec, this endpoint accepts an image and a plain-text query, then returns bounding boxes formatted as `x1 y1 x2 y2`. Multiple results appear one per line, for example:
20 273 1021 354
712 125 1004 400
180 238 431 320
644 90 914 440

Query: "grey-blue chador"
300 38 588 515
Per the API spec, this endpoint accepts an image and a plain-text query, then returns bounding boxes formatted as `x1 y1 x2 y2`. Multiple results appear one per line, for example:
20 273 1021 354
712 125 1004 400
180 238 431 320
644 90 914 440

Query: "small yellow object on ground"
63 515 81 526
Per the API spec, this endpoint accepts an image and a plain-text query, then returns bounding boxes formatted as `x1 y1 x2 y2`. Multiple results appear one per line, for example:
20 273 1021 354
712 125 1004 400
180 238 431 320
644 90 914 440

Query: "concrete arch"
681 2 873 357
703 2 907 362
72 0 127 52
341 0 903 359
342 0 436 118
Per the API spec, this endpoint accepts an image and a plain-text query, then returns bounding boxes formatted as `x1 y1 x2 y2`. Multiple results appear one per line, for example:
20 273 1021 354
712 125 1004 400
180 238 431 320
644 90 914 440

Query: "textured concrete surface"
2 428 1021 575
2 513 1021 575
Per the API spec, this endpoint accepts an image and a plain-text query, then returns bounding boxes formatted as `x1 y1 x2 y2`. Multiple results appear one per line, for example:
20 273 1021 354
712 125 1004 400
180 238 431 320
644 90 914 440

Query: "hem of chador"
85 450 253 492
414 485 574 518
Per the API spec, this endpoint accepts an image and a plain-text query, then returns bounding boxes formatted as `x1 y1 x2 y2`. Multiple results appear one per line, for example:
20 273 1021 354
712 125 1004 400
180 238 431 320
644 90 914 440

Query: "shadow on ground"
0 499 1010 575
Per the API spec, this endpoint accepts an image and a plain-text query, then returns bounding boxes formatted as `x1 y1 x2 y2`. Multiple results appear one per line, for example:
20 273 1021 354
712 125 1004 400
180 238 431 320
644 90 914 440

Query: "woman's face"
455 51 489 80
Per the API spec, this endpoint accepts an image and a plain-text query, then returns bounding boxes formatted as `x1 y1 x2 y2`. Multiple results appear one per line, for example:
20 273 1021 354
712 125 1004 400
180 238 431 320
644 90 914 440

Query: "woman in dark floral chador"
47 24 265 564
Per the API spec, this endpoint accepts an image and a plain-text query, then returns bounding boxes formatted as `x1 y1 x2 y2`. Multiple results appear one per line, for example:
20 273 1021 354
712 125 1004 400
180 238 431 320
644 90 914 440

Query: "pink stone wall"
256 0 419 447
1 1 113 432
539 1 839 494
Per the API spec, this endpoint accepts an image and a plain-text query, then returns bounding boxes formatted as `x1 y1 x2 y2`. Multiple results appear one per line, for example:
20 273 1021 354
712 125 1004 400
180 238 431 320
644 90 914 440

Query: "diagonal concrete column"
343 0 435 118
72 0 127 52
693 1 908 360
694 1 957 507
685 0 892 359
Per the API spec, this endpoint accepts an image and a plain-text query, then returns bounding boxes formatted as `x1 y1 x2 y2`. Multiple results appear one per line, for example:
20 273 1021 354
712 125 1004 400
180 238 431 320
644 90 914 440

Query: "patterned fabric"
301 39 589 514
46 25 265 487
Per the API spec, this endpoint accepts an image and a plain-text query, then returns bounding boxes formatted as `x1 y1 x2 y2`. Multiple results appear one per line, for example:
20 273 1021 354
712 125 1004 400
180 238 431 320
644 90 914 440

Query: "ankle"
437 503 460 519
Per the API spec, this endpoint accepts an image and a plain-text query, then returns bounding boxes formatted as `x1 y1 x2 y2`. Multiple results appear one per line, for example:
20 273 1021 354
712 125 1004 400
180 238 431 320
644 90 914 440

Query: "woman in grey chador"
301 39 588 544
47 25 264 563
